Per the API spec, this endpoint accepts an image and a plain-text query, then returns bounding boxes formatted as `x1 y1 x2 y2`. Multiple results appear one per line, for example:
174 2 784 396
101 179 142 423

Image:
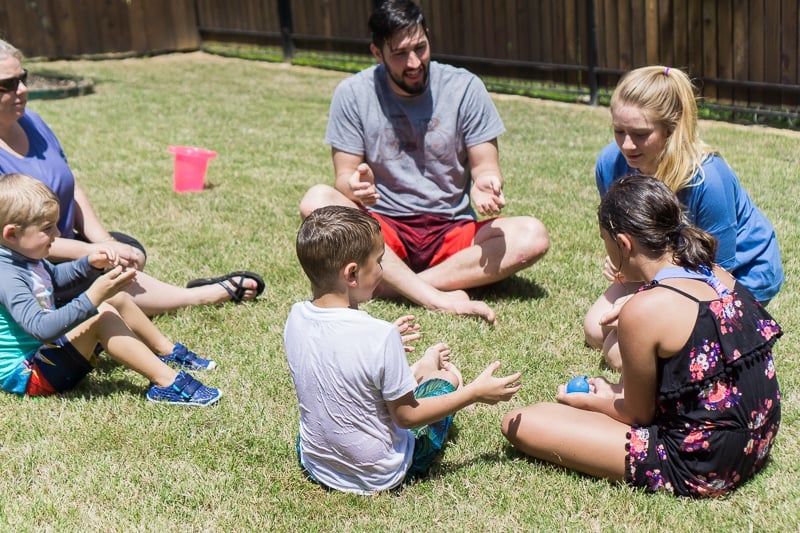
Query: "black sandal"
186 271 265 303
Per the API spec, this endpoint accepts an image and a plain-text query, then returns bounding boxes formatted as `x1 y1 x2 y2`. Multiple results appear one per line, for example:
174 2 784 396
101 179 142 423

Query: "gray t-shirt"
325 61 505 220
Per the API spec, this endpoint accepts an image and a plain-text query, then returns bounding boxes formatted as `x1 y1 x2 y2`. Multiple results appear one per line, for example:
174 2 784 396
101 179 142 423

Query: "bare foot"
433 289 496 325
441 360 463 388
190 278 261 305
375 283 496 325
220 276 261 303
411 342 451 382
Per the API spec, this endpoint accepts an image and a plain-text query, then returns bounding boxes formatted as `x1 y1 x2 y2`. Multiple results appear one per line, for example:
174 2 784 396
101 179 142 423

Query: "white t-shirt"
284 301 418 494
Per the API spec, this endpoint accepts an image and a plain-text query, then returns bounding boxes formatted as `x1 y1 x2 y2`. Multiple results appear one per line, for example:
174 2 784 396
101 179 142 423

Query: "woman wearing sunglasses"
0 39 264 314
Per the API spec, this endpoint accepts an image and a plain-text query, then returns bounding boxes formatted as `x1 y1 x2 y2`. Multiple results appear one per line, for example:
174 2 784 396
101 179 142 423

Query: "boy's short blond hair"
296 205 382 291
0 173 60 230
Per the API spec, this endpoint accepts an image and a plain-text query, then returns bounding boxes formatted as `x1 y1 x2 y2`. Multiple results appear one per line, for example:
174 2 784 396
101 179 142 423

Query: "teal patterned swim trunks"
407 377 457 479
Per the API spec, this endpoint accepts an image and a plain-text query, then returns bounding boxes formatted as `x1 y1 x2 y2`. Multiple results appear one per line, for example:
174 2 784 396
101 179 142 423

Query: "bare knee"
299 184 349 218
106 292 135 311
501 404 544 446
583 311 605 350
95 302 126 326
603 333 622 371
437 367 461 389
514 217 550 263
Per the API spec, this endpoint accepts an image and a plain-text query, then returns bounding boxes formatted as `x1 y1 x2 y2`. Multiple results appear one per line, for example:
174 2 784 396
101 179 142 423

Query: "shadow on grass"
58 356 155 401
378 275 548 310
468 275 548 302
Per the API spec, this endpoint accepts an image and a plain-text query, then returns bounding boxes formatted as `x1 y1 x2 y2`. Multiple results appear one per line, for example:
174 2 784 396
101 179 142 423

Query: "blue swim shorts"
407 377 457 479
26 336 95 396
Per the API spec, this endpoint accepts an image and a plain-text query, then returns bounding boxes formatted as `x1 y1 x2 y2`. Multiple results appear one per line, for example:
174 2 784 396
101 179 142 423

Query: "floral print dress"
626 267 782 498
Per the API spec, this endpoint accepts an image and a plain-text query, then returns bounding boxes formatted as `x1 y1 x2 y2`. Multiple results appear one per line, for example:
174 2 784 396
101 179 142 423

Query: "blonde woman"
584 66 783 369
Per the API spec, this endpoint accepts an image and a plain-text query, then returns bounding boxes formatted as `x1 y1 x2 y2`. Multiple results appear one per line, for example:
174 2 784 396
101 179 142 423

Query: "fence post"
587 0 599 106
278 0 295 60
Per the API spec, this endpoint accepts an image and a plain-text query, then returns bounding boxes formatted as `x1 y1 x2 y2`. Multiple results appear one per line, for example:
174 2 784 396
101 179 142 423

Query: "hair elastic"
664 67 671 76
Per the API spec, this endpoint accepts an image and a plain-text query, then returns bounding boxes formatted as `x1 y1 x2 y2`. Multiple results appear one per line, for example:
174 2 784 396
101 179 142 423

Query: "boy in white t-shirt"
284 205 522 494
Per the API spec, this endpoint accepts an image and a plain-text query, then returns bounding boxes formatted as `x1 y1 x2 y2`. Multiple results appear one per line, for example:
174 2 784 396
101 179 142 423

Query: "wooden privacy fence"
0 0 199 58
197 0 800 112
1 0 798 113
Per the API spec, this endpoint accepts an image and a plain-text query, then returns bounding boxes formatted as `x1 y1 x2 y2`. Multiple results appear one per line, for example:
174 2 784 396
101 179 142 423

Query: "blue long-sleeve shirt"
595 142 784 302
0 246 98 394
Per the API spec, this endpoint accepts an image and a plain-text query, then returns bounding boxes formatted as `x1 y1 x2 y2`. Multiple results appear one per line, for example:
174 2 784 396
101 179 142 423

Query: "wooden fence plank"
564 0 579 84
781 0 799 107
602 0 619 73
731 0 748 105
630 0 646 67
617 0 632 71
701 0 718 100
644 0 659 64
747 0 765 105
687 0 703 75
716 0 733 103
658 0 674 67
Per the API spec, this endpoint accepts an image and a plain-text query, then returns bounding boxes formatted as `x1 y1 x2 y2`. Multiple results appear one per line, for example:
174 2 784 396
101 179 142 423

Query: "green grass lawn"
1 52 797 531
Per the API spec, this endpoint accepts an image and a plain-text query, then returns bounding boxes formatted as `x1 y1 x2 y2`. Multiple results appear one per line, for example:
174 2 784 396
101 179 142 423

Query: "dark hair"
296 206 382 291
598 175 717 270
368 0 428 50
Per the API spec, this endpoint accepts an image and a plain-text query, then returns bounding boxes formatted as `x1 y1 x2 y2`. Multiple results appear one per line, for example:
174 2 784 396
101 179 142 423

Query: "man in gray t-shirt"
299 0 550 324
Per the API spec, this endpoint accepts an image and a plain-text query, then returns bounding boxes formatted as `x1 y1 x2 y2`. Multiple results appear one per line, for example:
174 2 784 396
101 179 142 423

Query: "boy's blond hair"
296 205 382 292
0 173 60 230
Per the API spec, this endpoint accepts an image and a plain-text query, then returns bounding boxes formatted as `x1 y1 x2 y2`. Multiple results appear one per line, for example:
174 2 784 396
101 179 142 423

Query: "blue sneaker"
158 343 216 371
146 371 222 406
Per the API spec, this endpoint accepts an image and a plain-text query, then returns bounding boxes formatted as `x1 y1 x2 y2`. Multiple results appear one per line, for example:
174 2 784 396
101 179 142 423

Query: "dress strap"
647 282 700 302
647 265 731 298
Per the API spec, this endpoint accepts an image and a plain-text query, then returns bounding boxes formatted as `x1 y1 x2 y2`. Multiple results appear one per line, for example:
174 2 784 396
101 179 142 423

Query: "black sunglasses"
0 69 28 93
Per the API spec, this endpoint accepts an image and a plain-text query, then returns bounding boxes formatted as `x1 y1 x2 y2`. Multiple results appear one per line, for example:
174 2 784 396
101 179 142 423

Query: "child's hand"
601 255 625 283
394 315 421 352
555 376 623 406
85 265 136 306
467 361 522 405
88 241 144 271
88 246 120 270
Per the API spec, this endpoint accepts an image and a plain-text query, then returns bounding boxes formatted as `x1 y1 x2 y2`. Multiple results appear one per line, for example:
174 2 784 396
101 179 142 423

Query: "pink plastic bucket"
168 146 217 192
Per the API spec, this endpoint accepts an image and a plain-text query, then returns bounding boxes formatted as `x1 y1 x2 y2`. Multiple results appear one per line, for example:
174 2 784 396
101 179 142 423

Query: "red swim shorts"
367 211 493 273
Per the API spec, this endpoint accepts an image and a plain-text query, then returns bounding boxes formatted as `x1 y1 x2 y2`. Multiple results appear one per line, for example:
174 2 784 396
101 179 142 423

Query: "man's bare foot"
433 289 496 325
374 284 496 324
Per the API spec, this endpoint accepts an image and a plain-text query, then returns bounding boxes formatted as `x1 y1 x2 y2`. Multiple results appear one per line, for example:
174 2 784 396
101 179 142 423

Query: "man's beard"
388 63 428 96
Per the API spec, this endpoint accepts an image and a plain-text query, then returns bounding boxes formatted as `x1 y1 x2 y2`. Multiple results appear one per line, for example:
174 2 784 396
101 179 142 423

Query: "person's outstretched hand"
465 361 521 404
471 175 506 216
394 314 421 352
85 265 137 307
348 162 380 206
